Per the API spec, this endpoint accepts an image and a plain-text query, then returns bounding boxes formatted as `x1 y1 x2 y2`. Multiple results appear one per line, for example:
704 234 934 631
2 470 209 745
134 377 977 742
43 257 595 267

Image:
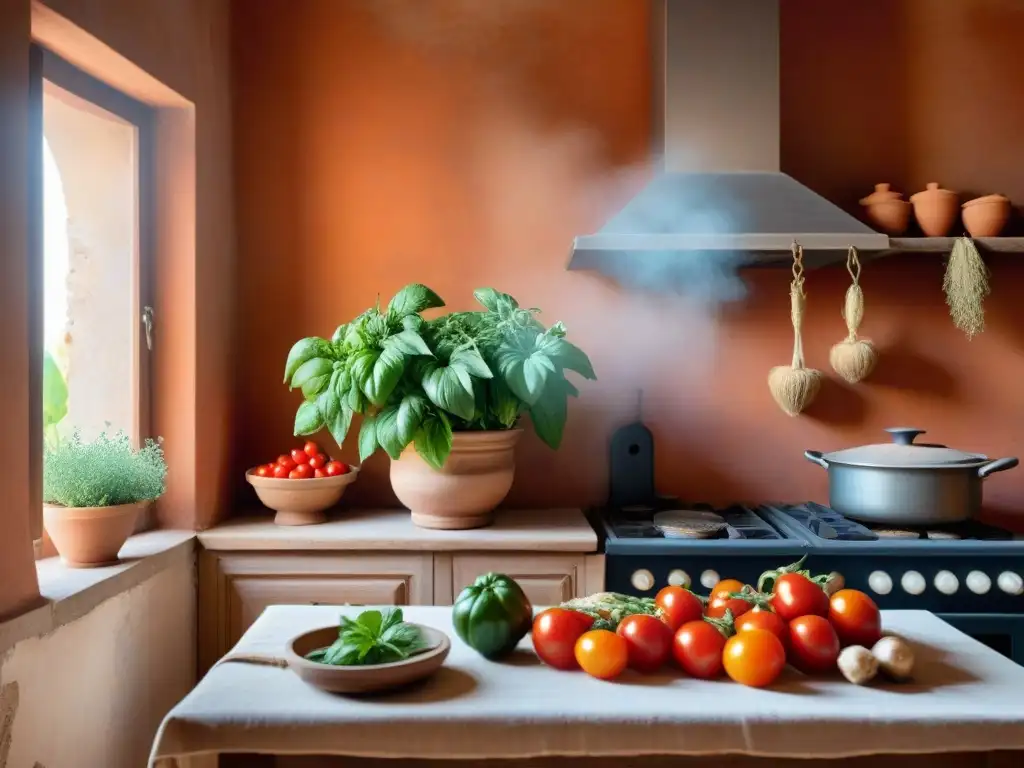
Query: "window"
31 46 156 539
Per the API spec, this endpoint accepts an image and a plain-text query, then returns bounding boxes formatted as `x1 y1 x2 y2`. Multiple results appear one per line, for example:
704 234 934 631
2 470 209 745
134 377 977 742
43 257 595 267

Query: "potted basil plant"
284 284 595 529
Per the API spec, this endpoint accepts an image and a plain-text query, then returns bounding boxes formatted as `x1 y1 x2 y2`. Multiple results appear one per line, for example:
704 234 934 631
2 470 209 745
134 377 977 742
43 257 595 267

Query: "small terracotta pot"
390 430 522 530
910 182 959 237
43 502 145 568
859 183 911 235
962 194 1011 237
247 468 359 526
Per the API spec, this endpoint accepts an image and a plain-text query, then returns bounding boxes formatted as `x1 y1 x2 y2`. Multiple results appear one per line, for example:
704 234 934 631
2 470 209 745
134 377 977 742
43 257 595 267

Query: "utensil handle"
978 457 1019 478
885 427 926 445
804 450 829 469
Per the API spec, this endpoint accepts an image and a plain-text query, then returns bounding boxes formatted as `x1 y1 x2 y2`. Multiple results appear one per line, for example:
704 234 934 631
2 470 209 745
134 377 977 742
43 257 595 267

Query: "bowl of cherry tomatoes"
246 441 358 526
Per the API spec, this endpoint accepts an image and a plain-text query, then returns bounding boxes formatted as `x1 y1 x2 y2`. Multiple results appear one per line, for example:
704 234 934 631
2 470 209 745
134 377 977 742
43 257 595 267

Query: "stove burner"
874 529 920 539
603 502 786 541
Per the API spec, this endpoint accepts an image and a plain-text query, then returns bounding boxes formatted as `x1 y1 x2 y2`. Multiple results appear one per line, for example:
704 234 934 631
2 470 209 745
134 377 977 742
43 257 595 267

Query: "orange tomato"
722 628 786 688
710 578 746 600
828 589 882 648
734 609 787 642
574 629 628 680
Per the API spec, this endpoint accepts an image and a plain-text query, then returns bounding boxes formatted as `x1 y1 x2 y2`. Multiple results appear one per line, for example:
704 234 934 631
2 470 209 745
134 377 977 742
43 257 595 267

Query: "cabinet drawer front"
448 553 585 607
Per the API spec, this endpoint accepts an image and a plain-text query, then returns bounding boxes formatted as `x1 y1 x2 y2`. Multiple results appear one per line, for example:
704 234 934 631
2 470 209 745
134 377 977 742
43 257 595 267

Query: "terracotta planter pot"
43 501 146 568
962 194 1011 237
247 467 359 526
390 430 522 530
859 183 911 235
910 182 959 237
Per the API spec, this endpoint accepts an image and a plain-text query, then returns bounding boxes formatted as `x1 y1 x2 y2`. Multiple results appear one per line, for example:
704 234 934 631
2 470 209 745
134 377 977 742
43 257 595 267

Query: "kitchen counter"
198 508 598 552
150 606 1024 768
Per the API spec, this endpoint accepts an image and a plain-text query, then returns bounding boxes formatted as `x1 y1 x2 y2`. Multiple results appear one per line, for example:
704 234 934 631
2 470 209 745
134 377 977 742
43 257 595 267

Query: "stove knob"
631 569 655 592
901 570 926 596
933 570 959 596
966 570 992 595
700 570 720 590
667 569 690 588
868 570 892 595
998 571 1024 596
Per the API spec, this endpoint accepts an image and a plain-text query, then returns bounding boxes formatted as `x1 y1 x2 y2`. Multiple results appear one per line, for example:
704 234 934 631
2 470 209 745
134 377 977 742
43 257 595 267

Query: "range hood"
569 0 889 277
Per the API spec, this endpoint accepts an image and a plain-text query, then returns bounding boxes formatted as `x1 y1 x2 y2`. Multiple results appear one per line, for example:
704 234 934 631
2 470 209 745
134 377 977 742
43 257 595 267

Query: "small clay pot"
859 184 911 235
910 182 959 237
962 194 1011 238
247 468 359 526
43 502 145 567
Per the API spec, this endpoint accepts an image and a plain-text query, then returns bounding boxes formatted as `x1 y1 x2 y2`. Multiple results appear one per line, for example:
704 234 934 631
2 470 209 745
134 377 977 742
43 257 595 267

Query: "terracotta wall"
233 0 1024 525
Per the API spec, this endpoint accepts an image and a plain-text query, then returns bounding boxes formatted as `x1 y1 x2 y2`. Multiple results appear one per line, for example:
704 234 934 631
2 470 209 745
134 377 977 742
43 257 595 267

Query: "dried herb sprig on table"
306 608 426 666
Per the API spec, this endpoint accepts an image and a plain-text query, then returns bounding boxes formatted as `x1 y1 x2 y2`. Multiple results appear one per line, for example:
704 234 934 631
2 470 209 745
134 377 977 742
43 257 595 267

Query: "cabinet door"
444 553 587 607
199 551 432 671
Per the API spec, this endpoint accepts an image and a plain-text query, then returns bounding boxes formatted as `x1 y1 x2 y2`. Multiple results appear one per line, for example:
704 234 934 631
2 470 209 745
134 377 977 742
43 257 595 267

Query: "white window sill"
0 529 195 655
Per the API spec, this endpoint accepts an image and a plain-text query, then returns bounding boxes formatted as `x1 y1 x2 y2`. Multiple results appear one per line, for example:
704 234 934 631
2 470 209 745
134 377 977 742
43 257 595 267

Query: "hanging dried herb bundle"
943 236 990 339
768 243 821 416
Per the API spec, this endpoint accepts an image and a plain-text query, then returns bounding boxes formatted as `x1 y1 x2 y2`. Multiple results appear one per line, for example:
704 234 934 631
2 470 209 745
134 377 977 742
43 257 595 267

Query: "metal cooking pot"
804 427 1019 526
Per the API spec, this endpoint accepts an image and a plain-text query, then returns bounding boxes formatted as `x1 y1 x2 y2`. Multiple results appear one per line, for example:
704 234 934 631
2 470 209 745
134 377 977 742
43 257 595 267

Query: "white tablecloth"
150 607 1024 767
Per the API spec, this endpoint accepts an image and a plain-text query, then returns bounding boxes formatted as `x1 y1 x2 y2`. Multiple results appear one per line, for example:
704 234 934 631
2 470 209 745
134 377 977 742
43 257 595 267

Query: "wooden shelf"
887 237 1024 253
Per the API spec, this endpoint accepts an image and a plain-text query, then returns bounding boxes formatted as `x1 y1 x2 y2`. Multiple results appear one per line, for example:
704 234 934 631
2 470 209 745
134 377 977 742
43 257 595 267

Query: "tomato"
303 441 321 458
277 454 296 471
723 628 786 687
828 589 882 647
655 586 704 631
710 578 746 600
255 465 273 478
735 609 787 642
325 461 347 477
672 620 728 679
787 615 840 673
289 463 314 480
313 468 326 478
272 464 290 479
291 448 310 465
574 629 628 680
532 608 594 670
308 453 328 470
616 614 673 673
770 573 829 622
705 594 752 621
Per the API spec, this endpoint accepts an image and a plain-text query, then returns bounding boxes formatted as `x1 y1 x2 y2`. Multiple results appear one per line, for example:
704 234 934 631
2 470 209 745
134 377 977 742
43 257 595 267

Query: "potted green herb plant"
43 432 167 567
284 284 595 529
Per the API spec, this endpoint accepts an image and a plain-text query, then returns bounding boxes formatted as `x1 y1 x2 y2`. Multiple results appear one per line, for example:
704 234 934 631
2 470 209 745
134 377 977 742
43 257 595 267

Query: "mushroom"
823 571 845 597
837 645 878 685
871 636 915 681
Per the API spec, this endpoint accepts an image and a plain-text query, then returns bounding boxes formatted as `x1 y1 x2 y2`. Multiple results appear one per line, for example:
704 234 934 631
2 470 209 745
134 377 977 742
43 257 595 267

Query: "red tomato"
771 573 830 622
574 630 628 680
277 454 296 471
303 441 321 458
828 589 882 647
788 615 840 673
672 620 729 679
313 468 326 478
325 461 347 477
308 453 328 470
291 448 310 465
289 463 314 480
254 465 273 478
735 610 787 642
272 464 290 479
616 614 673 673
710 578 746 600
705 594 752 621
655 586 704 631
532 608 594 670
723 629 786 687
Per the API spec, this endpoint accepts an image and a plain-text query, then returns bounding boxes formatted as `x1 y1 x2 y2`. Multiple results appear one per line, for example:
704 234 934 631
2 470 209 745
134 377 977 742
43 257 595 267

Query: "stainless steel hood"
569 0 889 277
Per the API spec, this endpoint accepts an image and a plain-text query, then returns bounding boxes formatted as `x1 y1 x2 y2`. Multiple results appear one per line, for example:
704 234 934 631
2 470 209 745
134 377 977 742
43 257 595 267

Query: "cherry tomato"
672 620 728 679
303 441 321 458
788 615 840 673
574 629 628 680
828 589 882 647
289 463 314 480
655 586 704 631
705 594 752 620
291 448 310 465
325 461 347 477
735 609 787 642
277 454 296 471
771 573 829 622
710 578 746 600
272 464 290 479
616 614 673 673
532 608 594 670
308 453 328 470
255 465 273 478
723 628 786 687
313 468 326 478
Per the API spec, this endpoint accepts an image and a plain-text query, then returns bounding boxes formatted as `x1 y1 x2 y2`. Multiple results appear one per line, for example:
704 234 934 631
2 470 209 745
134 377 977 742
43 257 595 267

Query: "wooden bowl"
246 467 359 526
285 624 451 694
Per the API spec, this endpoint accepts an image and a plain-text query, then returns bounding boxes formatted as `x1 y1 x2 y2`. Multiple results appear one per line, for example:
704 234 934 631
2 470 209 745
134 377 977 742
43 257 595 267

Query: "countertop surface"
149 606 1024 766
198 508 598 552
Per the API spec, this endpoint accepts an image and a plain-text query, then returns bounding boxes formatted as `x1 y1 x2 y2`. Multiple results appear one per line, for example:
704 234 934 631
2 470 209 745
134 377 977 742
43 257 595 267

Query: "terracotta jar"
859 183 911 235
910 182 959 237
962 194 1011 238
390 430 522 530
43 501 145 567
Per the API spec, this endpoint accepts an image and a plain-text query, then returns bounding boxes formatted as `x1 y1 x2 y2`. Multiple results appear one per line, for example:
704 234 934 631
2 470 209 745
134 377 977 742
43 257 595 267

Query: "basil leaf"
450 345 492 379
402 314 424 333
328 404 354 448
489 377 521 428
387 284 445 317
316 370 342 423
291 357 334 392
358 413 378 462
494 336 555 405
473 287 518 314
331 324 349 346
414 412 453 470
374 404 404 459
352 347 406 407
347 379 367 412
383 329 432 357
284 338 334 384
357 609 383 636
396 394 429 444
381 607 404 631
536 334 597 380
421 361 475 421
294 401 324 436
528 378 571 449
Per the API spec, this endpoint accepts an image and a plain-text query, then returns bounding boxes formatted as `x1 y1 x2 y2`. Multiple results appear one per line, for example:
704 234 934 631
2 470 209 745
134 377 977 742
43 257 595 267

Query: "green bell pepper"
452 572 533 660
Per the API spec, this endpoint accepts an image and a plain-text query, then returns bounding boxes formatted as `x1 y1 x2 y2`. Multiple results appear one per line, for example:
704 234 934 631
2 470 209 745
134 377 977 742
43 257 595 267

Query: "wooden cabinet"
436 553 590 606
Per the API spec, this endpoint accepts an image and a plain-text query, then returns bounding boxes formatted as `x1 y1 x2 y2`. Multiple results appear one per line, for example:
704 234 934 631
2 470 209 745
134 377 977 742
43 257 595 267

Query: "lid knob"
885 427 926 446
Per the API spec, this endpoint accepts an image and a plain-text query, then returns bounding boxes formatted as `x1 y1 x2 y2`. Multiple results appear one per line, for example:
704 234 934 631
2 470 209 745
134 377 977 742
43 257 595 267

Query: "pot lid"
910 182 957 202
859 183 904 205
821 428 987 468
962 193 1010 209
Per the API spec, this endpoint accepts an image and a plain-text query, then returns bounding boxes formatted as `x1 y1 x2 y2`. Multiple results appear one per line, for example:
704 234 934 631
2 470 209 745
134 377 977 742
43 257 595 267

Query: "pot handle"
978 457 1019 479
804 450 829 469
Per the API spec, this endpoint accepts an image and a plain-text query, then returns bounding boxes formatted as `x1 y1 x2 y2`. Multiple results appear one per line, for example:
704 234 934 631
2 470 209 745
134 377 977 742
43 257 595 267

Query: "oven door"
937 613 1024 666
